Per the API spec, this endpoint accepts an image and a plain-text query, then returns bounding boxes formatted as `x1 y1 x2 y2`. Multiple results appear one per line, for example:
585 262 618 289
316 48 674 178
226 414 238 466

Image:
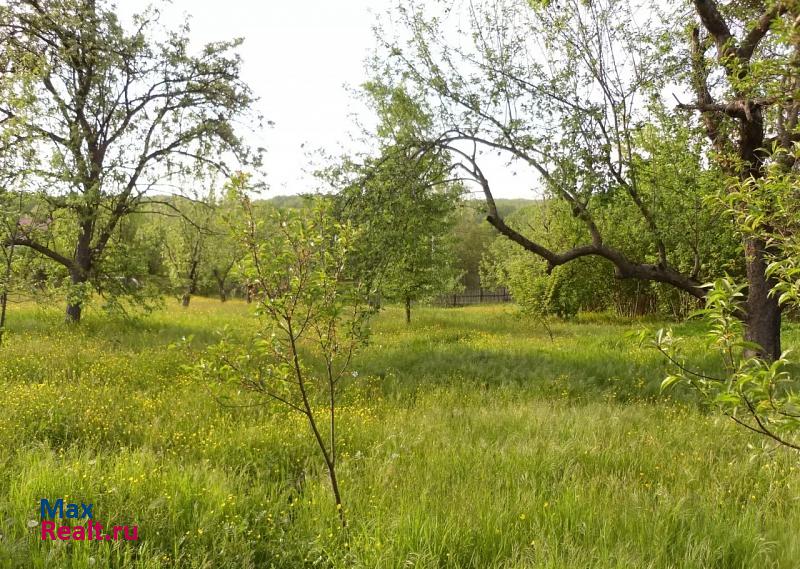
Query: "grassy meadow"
0 299 798 568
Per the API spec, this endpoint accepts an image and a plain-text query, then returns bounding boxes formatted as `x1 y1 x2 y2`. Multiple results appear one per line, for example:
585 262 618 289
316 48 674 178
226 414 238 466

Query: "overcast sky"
119 0 531 199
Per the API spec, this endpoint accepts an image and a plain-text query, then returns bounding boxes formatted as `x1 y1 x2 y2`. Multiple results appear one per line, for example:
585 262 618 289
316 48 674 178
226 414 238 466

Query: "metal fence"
433 287 512 307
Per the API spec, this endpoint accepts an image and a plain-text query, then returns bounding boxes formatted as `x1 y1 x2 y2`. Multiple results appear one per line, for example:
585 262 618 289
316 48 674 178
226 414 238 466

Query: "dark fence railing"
433 287 512 307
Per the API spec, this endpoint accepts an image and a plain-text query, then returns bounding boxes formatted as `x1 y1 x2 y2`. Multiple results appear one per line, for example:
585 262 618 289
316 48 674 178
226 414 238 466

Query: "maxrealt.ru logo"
38 499 138 541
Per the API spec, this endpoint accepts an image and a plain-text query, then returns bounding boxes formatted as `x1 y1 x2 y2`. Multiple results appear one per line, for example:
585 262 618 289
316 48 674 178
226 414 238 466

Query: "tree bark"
65 269 88 324
405 296 411 324
182 261 199 307
65 230 93 323
0 241 15 345
686 0 792 361
0 290 7 343
215 275 227 302
287 319 346 527
744 238 781 360
65 300 82 323
212 268 230 302
0 283 8 346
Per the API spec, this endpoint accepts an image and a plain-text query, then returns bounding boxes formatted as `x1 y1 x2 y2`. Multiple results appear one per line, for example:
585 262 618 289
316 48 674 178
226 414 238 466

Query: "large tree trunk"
216 276 227 302
738 103 781 361
65 269 88 324
65 299 82 323
405 296 411 324
212 269 228 302
181 282 198 307
0 287 8 346
0 243 14 345
66 232 92 324
744 238 781 360
182 262 199 307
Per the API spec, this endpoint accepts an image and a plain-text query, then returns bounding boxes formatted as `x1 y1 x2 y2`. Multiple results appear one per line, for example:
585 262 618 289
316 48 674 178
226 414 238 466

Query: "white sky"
119 0 532 200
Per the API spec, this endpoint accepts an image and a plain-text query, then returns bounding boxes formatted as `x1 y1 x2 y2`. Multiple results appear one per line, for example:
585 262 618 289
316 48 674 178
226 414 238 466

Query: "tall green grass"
0 299 797 568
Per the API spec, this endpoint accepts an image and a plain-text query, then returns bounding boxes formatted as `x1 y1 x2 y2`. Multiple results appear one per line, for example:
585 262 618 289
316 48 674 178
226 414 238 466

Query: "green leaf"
660 375 682 392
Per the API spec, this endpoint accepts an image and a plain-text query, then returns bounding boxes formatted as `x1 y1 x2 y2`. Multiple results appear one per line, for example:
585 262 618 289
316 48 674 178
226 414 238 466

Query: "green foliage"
655 137 800 451
92 216 165 315
194 197 370 525
0 0 255 321
378 0 774 335
332 82 464 315
0 192 72 321
450 201 503 289
206 203 246 302
161 195 216 305
481 201 615 319
724 145 800 311
655 277 800 451
376 176 463 309
479 107 740 321
620 112 741 279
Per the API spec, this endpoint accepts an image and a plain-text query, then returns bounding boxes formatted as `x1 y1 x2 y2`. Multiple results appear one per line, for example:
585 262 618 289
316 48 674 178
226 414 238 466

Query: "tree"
655 142 800 452
195 196 370 527
379 0 797 358
0 25 32 343
675 0 799 359
0 192 23 345
0 0 255 322
451 201 499 289
350 145 462 324
159 188 244 306
207 196 244 302
481 200 618 319
161 195 215 308
481 113 742 319
333 82 463 323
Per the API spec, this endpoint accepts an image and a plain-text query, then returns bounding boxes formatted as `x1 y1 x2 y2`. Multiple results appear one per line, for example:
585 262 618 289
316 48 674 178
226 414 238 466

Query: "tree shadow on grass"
356 330 726 404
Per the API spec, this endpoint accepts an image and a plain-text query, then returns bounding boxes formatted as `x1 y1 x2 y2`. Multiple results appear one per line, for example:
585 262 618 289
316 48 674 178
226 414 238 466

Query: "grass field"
0 299 798 568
